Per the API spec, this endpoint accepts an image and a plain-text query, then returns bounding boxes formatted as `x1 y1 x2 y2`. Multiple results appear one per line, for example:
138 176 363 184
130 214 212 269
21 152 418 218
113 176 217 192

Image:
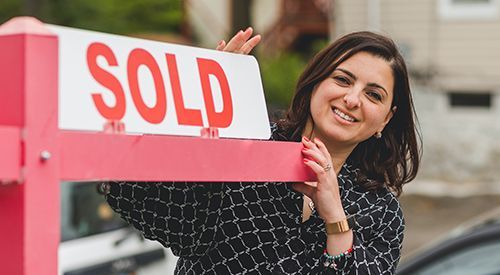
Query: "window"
438 0 498 20
448 92 492 108
61 182 127 242
452 0 491 3
412 239 500 275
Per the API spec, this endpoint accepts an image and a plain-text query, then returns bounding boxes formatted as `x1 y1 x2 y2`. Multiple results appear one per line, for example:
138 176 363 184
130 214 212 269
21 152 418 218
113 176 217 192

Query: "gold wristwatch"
325 215 355 234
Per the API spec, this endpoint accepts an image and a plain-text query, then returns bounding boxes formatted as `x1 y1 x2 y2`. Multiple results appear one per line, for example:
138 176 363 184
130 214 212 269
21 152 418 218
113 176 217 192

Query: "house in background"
335 0 500 184
186 0 500 184
184 0 331 53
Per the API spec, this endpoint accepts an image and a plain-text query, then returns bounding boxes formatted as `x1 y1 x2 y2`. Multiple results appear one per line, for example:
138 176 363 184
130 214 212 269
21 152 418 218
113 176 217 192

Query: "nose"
343 88 361 109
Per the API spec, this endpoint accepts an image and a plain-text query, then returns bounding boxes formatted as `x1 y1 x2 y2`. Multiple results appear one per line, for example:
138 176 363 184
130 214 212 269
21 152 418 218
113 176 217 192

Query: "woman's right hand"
216 27 261 54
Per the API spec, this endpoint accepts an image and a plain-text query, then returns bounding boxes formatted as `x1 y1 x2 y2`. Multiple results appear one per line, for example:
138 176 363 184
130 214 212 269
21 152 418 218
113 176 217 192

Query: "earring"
374 131 382 139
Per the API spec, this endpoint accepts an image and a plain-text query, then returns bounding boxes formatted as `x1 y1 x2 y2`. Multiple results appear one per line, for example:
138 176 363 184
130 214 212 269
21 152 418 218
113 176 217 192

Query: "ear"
379 106 397 132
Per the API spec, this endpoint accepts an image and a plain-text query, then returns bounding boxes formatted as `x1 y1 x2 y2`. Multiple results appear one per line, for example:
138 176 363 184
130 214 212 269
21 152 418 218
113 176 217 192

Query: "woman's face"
309 51 395 147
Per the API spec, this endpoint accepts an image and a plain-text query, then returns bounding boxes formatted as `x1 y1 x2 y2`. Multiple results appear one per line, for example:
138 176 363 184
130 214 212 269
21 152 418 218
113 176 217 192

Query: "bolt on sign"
48 25 271 139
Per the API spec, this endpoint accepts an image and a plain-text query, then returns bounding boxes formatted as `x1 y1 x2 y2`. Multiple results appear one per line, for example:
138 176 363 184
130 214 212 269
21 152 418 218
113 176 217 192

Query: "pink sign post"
0 17 60 275
0 17 314 275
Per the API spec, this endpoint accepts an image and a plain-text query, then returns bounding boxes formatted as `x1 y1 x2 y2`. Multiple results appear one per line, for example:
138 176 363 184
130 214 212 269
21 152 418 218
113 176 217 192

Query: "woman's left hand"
215 27 261 54
293 137 346 223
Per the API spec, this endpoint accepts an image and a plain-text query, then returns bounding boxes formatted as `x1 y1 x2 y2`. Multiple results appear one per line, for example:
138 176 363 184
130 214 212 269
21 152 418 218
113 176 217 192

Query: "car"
396 207 500 275
58 181 178 275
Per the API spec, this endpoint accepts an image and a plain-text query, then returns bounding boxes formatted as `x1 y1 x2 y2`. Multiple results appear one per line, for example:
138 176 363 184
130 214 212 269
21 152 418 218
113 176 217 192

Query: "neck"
320 138 355 172
302 122 357 173
329 146 353 172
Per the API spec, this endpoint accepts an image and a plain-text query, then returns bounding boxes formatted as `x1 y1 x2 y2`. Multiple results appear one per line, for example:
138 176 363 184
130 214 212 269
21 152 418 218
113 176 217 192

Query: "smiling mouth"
332 107 357 122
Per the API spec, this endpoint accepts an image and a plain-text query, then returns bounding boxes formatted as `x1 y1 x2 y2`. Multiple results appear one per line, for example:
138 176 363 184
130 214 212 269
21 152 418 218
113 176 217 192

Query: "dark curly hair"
276 31 421 196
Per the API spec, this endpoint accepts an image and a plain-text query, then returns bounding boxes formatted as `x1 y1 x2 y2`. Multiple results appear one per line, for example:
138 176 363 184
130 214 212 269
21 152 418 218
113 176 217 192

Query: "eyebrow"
335 68 389 96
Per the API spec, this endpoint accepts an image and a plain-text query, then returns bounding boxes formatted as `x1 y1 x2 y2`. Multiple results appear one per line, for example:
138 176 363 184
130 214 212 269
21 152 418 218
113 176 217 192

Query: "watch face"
326 219 350 234
325 215 356 234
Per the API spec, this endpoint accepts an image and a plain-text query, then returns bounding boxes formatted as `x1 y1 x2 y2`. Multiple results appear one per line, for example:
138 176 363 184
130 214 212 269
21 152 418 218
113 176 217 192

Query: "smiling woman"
281 31 420 196
104 30 421 275
308 52 395 150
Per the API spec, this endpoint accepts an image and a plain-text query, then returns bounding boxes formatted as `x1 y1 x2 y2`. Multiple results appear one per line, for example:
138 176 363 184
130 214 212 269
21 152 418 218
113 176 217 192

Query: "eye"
333 76 350 86
366 90 383 101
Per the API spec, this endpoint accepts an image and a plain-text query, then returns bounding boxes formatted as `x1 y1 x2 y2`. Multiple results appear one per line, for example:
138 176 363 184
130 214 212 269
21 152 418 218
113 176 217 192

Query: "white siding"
186 0 282 48
186 0 230 48
335 0 435 70
436 20 500 89
336 0 500 90
334 0 369 36
252 0 282 34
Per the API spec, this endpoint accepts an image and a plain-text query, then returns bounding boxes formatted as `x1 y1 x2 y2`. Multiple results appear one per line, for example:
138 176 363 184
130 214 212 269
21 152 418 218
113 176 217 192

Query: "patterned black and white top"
105 129 405 274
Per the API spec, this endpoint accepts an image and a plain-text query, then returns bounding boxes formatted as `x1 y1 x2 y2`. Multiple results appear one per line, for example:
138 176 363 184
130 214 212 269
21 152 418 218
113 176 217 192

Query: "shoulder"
344 169 404 228
361 183 403 218
374 187 401 211
368 187 404 234
345 164 402 213
379 188 403 217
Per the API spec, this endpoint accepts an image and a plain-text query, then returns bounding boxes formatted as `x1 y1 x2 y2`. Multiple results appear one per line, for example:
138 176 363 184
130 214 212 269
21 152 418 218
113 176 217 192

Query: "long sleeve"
102 159 406 274
323 194 405 274
105 181 224 257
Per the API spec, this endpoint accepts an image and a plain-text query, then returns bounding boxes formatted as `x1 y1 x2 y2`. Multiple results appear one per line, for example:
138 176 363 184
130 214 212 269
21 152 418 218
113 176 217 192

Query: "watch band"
325 215 355 234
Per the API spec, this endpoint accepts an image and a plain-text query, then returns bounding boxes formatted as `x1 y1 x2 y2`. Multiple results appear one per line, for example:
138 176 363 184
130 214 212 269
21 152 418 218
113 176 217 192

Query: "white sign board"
48 25 270 139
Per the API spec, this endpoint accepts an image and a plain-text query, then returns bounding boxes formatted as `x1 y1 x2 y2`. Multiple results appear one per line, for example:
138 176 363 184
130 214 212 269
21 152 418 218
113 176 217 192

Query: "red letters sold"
86 42 233 128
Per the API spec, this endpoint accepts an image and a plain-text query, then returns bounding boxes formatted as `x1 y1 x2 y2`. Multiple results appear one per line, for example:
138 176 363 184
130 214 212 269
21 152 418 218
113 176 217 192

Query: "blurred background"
1 0 500 274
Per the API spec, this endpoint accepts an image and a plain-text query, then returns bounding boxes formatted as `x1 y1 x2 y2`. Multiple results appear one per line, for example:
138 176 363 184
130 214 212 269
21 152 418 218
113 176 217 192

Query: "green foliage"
0 0 182 35
0 0 22 24
311 39 329 56
259 52 306 108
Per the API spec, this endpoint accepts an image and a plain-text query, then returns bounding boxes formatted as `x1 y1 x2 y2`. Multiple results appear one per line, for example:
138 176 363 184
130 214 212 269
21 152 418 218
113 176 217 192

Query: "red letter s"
87 42 126 120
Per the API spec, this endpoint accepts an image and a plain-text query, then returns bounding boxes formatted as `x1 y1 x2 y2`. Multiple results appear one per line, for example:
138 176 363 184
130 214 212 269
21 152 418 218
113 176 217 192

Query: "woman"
104 28 420 274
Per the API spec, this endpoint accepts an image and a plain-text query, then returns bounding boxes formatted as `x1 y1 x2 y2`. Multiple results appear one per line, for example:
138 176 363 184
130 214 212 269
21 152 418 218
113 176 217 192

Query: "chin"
324 133 353 144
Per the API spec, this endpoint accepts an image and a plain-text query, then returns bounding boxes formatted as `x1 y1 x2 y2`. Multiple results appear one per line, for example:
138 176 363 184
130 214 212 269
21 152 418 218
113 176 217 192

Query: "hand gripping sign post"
0 17 314 275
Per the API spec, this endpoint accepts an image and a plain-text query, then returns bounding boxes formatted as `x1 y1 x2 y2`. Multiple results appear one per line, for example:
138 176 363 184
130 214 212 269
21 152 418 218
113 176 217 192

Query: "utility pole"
231 0 252 36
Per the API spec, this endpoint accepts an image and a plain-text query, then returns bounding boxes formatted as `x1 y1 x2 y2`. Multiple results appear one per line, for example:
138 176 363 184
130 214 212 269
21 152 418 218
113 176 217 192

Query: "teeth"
333 108 355 122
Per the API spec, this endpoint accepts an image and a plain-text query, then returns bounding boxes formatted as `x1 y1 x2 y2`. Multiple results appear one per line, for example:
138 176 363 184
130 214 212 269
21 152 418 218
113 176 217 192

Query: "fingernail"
218 40 223 46
303 136 310 142
245 26 252 32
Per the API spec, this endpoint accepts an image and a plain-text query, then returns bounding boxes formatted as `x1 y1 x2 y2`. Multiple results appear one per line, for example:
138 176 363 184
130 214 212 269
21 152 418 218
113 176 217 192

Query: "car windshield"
61 182 126 242
412 238 500 275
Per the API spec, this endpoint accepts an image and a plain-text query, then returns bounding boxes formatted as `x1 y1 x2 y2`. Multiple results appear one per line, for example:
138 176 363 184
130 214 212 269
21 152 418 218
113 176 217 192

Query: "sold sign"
49 25 270 139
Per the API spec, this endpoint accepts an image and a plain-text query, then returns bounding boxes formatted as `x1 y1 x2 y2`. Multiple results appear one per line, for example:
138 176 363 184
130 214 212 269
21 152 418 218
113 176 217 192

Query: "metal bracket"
103 120 126 134
200 127 219 139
